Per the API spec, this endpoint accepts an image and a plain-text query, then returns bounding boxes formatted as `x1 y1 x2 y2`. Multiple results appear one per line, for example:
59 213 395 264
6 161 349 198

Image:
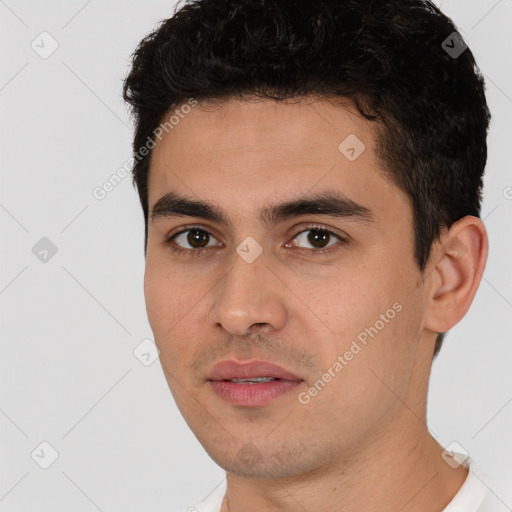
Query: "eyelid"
289 223 348 242
164 222 348 254
165 222 347 240
165 223 222 242
285 223 348 253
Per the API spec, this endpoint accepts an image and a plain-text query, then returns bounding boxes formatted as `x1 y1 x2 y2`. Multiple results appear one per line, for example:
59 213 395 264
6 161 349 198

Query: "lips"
208 359 302 382
208 359 303 406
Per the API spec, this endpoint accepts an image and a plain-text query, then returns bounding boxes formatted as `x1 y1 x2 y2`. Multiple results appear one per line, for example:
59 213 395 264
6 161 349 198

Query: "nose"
208 248 287 336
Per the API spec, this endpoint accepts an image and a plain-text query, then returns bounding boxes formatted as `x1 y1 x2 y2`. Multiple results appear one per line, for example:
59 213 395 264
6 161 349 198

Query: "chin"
203 438 323 479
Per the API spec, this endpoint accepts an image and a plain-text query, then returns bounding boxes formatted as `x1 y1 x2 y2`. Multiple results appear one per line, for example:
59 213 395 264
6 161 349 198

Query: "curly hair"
123 0 491 358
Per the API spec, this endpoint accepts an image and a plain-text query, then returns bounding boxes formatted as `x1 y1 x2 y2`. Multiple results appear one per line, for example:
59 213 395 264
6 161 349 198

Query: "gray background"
0 1 511 510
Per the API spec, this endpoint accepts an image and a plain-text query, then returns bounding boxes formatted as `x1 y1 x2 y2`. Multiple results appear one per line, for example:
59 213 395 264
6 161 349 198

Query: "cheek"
144 264 173 334
144 263 197 364
309 260 419 367
302 272 385 338
144 255 196 329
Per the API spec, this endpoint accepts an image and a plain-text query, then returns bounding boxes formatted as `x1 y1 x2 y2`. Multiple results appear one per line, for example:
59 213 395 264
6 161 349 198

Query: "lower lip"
209 379 302 406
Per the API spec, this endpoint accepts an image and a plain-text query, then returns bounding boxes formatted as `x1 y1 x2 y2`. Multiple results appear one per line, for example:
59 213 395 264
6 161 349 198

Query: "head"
123 0 489 477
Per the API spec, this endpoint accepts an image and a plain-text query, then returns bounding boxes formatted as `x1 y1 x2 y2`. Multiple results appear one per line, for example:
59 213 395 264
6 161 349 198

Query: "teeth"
230 377 277 383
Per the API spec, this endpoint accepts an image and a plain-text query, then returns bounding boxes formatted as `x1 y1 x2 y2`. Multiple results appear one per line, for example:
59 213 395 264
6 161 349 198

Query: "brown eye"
172 229 219 250
292 228 342 250
187 229 209 248
307 229 331 248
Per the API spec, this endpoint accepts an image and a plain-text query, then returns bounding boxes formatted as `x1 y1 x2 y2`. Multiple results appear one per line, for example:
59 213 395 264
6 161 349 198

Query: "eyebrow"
150 190 376 227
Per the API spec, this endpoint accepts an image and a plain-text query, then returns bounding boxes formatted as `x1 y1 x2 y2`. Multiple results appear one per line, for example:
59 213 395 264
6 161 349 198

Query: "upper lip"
208 359 302 381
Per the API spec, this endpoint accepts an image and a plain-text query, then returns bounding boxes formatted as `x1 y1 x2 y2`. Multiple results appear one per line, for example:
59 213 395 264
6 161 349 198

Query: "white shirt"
183 453 508 512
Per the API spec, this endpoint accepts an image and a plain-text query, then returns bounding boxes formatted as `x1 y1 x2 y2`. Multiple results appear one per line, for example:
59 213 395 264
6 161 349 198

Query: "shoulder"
178 479 227 512
442 453 509 512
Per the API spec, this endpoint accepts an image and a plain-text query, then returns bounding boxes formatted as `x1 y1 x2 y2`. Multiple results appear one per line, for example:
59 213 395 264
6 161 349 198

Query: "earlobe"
424 216 488 334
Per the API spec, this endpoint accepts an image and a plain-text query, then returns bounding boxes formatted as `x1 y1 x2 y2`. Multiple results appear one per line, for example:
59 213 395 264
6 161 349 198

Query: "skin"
144 95 488 512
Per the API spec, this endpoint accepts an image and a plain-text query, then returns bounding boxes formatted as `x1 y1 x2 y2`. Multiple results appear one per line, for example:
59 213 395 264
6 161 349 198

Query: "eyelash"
163 223 348 258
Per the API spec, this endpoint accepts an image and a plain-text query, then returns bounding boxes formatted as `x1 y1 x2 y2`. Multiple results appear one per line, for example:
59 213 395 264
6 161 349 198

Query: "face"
145 96 432 478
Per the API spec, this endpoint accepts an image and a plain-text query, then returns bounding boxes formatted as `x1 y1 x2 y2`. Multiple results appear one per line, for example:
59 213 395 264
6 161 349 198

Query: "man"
123 0 502 510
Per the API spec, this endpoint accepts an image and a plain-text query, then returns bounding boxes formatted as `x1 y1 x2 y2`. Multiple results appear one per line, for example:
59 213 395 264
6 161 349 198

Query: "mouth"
207 359 304 407
227 377 280 384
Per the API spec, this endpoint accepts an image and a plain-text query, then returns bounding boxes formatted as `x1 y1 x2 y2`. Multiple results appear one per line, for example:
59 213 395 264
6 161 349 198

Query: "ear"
423 216 489 335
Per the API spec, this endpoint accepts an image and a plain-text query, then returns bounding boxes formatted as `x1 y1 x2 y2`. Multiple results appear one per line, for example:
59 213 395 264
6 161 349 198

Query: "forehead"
147 96 409 226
